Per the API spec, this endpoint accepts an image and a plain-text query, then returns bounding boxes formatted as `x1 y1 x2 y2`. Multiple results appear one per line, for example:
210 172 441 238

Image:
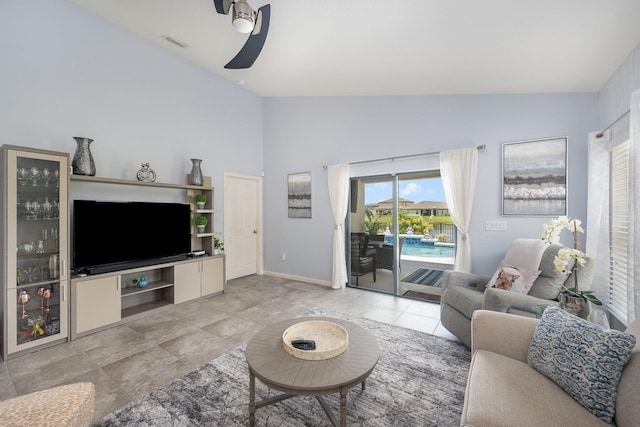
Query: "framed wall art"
502 136 567 216
288 171 312 218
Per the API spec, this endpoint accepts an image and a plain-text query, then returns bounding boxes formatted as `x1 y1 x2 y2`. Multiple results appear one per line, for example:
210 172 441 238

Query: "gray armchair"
440 238 595 348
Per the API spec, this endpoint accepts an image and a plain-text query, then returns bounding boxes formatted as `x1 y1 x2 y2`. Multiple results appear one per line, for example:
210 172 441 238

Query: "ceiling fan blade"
213 0 232 15
224 4 270 69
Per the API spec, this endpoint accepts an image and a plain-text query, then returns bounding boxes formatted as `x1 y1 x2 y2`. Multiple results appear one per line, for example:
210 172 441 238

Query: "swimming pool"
383 236 455 257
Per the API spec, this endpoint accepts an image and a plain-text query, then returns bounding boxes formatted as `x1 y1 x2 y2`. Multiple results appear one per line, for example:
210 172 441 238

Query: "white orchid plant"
540 216 602 305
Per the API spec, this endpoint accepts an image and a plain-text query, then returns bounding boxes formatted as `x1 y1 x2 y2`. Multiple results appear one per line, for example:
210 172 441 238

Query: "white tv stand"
69 174 224 340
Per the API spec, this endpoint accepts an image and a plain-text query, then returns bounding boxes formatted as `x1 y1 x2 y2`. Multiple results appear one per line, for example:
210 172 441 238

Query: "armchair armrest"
482 287 558 316
471 310 539 363
441 270 490 293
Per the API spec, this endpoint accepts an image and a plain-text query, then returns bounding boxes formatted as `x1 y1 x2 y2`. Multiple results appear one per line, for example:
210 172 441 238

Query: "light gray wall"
0 1 263 235
263 94 598 281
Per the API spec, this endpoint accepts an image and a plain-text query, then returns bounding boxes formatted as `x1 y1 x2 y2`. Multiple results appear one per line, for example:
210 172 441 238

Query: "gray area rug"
93 307 470 426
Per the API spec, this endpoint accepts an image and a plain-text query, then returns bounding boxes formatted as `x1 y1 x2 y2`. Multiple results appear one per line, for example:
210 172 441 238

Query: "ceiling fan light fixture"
232 0 255 34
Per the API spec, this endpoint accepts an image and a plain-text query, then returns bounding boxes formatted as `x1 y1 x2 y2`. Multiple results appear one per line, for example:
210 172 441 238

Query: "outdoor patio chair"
376 237 404 271
350 233 377 286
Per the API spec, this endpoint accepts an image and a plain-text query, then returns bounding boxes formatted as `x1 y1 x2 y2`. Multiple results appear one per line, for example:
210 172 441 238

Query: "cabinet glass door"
14 283 63 345
8 151 68 353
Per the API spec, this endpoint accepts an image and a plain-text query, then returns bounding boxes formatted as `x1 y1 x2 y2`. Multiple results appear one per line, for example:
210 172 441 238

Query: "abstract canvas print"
502 137 567 216
288 172 312 218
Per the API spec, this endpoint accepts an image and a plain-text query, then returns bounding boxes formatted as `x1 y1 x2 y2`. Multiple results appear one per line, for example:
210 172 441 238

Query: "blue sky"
364 178 445 204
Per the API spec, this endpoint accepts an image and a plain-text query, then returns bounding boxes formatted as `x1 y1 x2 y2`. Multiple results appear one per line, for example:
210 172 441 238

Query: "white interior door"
224 173 262 280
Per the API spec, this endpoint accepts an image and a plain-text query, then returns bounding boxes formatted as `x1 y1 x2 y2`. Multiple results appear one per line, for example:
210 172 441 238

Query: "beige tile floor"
0 274 458 422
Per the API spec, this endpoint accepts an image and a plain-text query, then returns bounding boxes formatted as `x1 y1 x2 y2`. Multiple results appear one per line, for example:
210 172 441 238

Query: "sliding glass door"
347 171 455 301
348 175 396 294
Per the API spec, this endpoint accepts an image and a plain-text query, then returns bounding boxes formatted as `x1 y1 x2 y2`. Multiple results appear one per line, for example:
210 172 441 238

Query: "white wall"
263 94 598 281
0 1 264 236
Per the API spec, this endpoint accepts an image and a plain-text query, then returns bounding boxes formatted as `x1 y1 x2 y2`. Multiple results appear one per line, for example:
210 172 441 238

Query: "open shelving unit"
69 173 225 339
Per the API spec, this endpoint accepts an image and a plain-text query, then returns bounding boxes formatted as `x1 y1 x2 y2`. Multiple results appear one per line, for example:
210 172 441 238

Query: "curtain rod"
322 144 486 169
596 109 631 138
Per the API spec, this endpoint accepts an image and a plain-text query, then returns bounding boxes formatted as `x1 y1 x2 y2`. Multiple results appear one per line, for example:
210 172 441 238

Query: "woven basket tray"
282 320 349 360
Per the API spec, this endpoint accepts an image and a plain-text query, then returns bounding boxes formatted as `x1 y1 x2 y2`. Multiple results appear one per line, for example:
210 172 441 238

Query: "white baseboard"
262 271 332 288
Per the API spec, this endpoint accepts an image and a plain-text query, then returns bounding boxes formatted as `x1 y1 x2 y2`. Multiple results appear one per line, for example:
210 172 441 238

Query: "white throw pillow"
486 260 541 294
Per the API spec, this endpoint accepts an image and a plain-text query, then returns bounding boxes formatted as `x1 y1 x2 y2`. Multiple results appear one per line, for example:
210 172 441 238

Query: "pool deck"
402 254 455 270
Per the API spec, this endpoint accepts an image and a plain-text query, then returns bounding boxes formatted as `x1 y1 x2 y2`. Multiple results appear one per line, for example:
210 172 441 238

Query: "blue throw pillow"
527 306 636 423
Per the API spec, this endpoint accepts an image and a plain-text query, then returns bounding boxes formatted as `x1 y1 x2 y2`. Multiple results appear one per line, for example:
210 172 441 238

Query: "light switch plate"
485 220 507 231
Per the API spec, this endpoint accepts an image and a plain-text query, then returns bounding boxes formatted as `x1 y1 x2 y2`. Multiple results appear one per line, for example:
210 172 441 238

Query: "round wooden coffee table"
246 317 379 427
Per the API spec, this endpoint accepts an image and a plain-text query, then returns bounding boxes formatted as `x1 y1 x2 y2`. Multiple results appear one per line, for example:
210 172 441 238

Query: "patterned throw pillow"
486 260 541 294
527 306 636 422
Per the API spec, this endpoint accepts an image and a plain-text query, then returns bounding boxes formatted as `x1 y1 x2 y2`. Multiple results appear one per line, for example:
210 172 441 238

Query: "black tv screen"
73 200 192 274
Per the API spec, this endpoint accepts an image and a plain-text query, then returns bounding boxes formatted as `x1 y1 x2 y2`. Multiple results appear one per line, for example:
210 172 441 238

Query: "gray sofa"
461 310 640 427
440 239 595 348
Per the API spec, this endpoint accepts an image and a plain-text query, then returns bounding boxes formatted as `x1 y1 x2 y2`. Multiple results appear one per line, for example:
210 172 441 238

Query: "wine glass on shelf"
43 288 52 312
29 167 41 186
17 167 29 186
27 200 41 219
18 290 31 318
42 198 52 220
37 287 45 309
41 168 51 187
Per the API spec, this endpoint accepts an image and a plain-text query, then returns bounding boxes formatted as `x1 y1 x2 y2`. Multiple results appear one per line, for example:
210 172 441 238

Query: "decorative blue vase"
72 137 96 176
137 276 149 288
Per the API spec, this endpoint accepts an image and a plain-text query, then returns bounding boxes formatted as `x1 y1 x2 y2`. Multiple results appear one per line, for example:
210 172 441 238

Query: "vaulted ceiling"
69 0 640 97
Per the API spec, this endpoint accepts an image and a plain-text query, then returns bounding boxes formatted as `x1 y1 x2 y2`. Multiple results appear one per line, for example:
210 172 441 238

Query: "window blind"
609 140 630 324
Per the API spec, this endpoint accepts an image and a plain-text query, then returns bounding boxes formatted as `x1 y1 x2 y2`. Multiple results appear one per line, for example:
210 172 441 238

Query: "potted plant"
195 215 208 233
214 237 224 255
194 194 207 210
540 216 602 318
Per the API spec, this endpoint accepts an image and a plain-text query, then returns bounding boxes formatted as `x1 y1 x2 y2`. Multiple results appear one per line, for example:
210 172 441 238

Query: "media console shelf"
69 173 225 340
70 173 208 190
71 253 225 339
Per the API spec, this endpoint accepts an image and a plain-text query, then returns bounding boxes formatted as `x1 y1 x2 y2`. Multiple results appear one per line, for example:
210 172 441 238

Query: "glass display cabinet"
1 145 69 360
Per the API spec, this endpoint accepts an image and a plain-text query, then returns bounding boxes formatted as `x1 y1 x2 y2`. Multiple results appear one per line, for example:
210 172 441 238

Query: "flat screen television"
73 200 192 275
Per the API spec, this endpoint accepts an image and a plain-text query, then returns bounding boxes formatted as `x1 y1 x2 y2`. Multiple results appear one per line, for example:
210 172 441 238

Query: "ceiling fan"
213 0 271 69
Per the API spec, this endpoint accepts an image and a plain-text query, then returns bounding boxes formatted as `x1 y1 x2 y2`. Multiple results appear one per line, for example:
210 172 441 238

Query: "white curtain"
440 147 478 272
586 130 612 305
327 163 350 289
629 90 640 322
586 90 640 324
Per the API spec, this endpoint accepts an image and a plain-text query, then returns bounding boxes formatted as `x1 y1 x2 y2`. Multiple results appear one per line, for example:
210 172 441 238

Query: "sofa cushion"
442 286 483 319
527 244 568 300
462 349 610 427
486 260 541 294
527 306 636 423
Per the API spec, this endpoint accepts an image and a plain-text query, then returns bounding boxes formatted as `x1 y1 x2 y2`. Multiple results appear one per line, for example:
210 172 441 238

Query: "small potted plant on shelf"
195 215 208 233
214 237 224 255
194 194 207 210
